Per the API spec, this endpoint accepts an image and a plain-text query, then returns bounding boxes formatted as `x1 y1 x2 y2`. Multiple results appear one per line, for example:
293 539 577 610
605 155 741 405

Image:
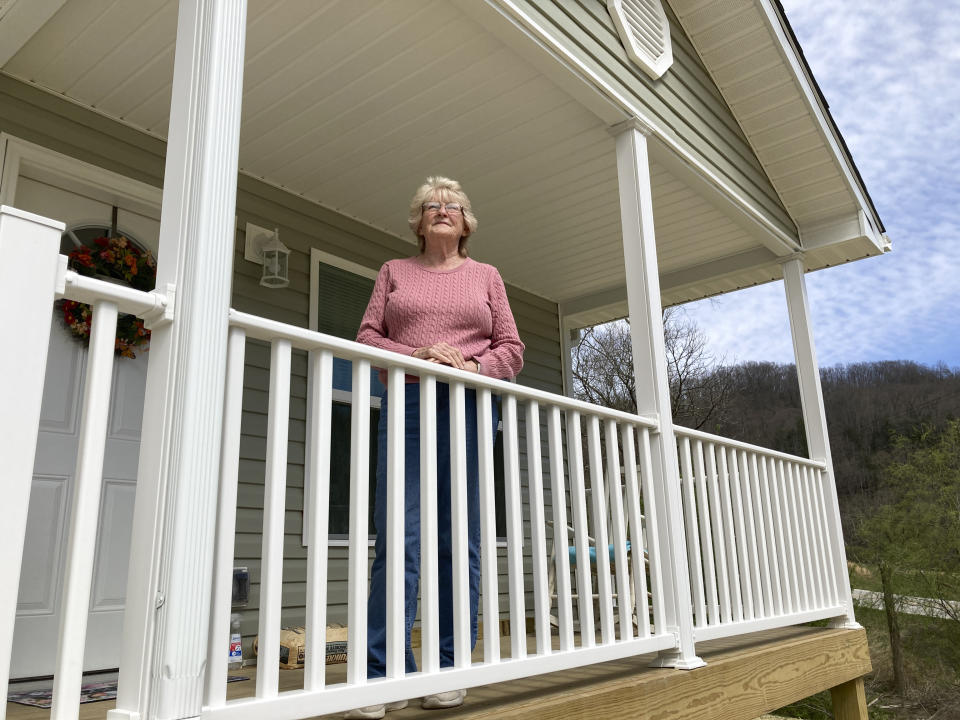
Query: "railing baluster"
548 408 574 650
748 452 773 619
502 394 527 659
206 327 247 705
605 420 632 640
776 458 801 613
717 446 743 622
622 425 650 638
706 443 731 624
794 465 816 607
51 301 118 719
678 437 706 628
450 381 471 667
526 401 551 655
256 339 291 700
305 349 333 691
386 367 405 677
738 450 764 619
693 439 719 626
761 456 785 616
587 416 615 644
566 411 595 646
788 463 813 610
476 386 499 665
347 359 371 685
801 466 826 608
728 448 753 621
638 428 665 634
813 469 839 604
770 458 793 613
420 377 440 671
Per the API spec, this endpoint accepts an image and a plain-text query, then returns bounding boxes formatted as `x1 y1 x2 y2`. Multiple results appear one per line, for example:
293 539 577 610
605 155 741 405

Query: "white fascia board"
757 0 885 238
799 209 887 252
0 0 67 66
478 0 801 254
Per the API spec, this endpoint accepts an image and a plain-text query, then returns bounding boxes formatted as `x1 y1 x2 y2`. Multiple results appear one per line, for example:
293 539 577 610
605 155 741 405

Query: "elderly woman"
347 177 524 719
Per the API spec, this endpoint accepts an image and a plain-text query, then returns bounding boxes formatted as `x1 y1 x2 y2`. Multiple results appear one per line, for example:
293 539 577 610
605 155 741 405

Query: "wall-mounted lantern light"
244 222 290 289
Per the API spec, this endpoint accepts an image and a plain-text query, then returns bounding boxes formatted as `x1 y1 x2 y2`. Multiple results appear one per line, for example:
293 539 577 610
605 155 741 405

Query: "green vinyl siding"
506 0 797 240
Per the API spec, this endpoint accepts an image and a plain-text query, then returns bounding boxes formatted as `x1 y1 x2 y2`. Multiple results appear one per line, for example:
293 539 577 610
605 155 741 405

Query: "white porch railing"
2 208 854 720
673 427 846 642
204 310 674 720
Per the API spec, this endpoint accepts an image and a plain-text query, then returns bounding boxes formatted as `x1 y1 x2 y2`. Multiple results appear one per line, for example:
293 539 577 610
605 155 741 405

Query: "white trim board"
0 134 162 220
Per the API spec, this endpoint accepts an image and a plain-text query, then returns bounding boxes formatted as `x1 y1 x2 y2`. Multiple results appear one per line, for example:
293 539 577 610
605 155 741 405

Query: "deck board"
6 626 869 720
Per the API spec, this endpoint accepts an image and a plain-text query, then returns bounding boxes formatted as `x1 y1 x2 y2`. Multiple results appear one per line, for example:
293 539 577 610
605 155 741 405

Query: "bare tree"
570 321 636 413
570 309 732 429
662 308 732 430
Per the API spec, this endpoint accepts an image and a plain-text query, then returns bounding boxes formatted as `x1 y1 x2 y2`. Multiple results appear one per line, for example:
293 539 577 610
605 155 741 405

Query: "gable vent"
607 0 674 80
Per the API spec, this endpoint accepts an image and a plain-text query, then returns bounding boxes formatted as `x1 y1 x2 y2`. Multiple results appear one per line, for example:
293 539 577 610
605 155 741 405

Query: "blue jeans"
366 382 498 677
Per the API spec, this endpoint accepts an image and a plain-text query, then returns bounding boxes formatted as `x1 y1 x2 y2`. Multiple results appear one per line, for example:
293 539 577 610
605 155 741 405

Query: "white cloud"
683 0 960 369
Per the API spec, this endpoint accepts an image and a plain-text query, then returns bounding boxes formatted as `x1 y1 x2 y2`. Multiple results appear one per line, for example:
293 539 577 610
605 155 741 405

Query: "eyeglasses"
422 202 463 215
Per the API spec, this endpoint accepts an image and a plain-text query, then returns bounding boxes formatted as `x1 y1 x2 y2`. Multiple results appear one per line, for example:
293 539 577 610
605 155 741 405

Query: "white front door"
10 172 160 678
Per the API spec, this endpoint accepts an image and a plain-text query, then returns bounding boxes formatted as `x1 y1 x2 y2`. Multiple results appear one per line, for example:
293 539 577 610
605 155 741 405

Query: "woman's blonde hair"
408 176 478 257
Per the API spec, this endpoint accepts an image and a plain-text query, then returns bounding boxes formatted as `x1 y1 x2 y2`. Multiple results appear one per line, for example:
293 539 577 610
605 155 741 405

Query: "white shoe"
343 699 408 719
422 689 467 709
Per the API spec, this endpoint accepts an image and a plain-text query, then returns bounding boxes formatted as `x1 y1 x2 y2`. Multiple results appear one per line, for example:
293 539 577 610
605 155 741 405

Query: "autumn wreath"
59 235 157 358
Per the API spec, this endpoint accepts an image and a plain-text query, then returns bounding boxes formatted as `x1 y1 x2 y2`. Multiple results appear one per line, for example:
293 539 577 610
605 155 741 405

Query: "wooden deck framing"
6 626 870 720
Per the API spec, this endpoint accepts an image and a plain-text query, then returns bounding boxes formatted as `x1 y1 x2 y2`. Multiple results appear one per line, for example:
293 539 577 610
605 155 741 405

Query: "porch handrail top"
0 204 67 230
673 424 827 469
229 308 659 429
58 265 169 318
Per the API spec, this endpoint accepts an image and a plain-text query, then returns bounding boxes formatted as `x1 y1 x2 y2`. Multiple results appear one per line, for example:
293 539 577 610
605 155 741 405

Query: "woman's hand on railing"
412 341 466 369
412 342 480 373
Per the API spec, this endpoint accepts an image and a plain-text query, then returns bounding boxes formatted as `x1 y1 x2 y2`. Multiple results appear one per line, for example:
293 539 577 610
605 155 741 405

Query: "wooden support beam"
831 677 869 720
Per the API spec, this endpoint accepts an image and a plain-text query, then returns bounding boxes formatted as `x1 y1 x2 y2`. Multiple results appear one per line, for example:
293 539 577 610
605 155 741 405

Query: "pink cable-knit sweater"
356 257 524 380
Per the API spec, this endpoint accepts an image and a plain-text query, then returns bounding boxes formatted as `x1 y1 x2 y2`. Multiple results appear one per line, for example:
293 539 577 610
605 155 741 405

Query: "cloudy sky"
681 0 960 369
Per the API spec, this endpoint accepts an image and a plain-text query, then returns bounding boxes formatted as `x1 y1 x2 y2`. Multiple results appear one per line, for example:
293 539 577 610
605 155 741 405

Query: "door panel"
37 336 84 435
15 476 69 614
90 479 137 611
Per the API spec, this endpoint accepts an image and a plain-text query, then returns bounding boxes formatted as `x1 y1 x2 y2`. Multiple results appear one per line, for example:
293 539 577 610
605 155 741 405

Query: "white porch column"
782 257 859 627
0 207 64 717
108 1 248 719
559 317 575 397
613 120 703 668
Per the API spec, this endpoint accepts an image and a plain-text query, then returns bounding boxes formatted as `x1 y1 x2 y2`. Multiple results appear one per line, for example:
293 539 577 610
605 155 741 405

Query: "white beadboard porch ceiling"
4 0 785 319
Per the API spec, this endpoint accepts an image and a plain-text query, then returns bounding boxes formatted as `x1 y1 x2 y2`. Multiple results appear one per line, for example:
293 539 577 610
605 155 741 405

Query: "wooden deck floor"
6 626 870 720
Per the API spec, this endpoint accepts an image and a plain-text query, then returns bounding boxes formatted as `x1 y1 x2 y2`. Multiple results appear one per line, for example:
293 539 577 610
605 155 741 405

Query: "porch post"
782 257 858 627
108 1 248 719
560 317 575 397
0 207 64 716
613 120 703 668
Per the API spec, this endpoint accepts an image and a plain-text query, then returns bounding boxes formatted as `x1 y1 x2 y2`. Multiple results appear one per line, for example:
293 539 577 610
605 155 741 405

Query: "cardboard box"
254 625 348 668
